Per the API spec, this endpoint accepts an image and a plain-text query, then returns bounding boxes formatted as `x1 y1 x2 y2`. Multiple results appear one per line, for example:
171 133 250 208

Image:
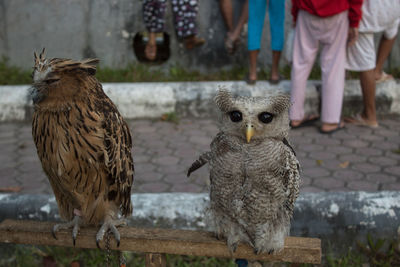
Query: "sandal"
269 75 281 85
319 121 345 134
344 113 378 128
376 71 394 83
290 115 319 129
184 35 206 50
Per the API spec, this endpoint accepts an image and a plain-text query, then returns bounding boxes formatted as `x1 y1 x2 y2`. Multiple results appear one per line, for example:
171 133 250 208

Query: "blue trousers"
248 0 285 51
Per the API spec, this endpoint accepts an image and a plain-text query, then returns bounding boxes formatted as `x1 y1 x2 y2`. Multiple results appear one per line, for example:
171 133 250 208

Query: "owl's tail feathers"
187 152 211 177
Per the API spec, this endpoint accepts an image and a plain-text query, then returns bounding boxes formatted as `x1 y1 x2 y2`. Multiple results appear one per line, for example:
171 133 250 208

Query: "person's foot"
290 114 319 128
319 121 345 134
225 32 235 54
344 113 378 128
375 71 394 83
184 35 205 50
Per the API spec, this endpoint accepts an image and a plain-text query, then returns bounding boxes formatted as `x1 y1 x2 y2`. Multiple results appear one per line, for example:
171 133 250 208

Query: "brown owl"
31 49 134 247
188 88 300 254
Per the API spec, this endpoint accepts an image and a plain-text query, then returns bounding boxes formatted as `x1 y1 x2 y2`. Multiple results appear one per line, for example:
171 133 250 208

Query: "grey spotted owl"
187 88 300 254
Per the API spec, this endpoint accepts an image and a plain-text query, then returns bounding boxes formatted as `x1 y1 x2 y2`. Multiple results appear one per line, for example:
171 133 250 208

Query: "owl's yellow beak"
246 124 255 143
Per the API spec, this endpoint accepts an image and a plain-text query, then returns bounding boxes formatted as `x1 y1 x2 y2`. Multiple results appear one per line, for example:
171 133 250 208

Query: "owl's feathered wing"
32 58 133 225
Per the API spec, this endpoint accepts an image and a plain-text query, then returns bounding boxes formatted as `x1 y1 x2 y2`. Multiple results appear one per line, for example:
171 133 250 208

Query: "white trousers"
290 10 349 124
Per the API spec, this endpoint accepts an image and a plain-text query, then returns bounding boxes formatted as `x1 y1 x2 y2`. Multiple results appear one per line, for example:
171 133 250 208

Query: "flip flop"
244 73 256 85
376 71 394 83
269 75 281 85
290 115 319 129
344 113 379 128
319 121 345 134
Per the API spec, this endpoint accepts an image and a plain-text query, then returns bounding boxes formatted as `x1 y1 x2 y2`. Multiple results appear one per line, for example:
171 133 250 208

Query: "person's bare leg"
230 0 249 42
360 69 378 123
219 0 234 33
374 35 397 80
271 50 281 81
249 50 258 81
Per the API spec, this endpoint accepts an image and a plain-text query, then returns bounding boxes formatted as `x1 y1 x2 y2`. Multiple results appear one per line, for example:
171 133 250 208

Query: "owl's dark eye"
258 112 274 124
229 110 242 122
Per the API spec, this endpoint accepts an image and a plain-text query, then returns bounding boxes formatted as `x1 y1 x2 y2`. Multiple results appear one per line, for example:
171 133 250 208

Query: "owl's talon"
52 215 81 244
96 218 126 249
51 228 58 240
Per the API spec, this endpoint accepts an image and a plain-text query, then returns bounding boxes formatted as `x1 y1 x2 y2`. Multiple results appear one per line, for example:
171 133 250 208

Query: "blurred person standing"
219 0 249 54
142 0 205 61
345 0 400 128
246 0 285 85
289 0 363 134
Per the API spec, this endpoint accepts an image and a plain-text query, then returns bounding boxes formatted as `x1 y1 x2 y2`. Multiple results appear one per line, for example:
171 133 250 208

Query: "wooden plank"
145 253 166 267
0 219 321 264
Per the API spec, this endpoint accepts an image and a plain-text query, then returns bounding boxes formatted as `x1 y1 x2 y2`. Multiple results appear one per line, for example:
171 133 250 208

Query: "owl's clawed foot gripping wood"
52 215 82 246
96 218 127 249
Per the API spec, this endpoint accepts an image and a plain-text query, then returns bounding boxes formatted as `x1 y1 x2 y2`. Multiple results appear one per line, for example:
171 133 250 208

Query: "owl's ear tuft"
271 93 291 114
214 86 234 112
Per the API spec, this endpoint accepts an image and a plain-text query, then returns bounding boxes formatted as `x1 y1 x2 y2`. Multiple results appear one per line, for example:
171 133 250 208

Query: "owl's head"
31 48 99 104
214 88 291 142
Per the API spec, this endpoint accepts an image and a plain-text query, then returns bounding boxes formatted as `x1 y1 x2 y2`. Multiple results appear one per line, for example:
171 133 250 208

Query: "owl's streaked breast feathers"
31 50 133 226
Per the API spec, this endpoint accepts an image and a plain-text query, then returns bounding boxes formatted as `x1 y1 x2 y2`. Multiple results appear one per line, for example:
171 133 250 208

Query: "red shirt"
292 0 363 27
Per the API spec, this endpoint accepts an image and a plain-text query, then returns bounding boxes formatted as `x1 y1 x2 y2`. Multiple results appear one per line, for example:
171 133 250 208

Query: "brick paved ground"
0 116 399 194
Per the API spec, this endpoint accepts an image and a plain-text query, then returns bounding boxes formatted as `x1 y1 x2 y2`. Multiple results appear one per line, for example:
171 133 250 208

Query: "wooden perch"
0 219 321 264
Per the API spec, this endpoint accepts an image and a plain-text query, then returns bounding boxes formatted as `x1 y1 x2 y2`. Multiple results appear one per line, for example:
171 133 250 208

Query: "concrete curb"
1 192 399 252
1 80 399 122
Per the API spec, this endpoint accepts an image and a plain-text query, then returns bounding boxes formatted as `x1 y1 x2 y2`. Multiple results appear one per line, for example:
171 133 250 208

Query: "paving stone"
170 183 203 193
384 166 400 176
351 163 381 173
325 146 353 155
313 177 345 189
368 156 398 166
315 138 341 146
188 136 212 146
333 170 364 181
136 171 163 182
381 183 400 190
321 159 350 171
338 154 367 163
355 147 383 156
300 186 324 193
347 181 378 191
158 164 187 175
300 177 312 186
152 156 180 166
366 173 397 184
138 182 170 193
342 139 369 148
309 151 337 160
298 158 317 168
371 141 398 150
18 161 43 173
302 167 330 178
163 174 190 184
360 134 385 142
301 144 324 152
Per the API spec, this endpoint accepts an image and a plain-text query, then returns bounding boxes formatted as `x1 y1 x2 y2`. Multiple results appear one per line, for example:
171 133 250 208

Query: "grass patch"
0 58 32 85
1 57 399 85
